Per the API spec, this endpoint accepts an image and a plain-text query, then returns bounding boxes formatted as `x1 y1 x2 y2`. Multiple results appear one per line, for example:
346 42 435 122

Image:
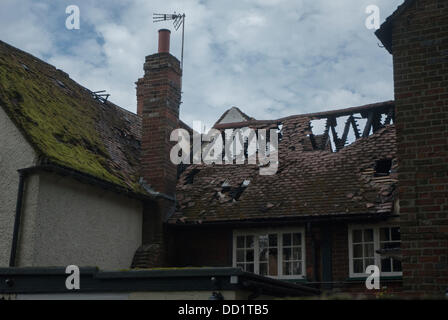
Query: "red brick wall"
332 224 349 282
168 227 233 267
134 51 182 267
392 0 448 296
137 53 182 196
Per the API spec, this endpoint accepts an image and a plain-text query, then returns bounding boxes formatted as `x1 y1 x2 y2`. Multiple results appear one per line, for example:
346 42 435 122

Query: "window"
235 235 254 273
348 225 402 278
233 229 305 279
379 226 401 273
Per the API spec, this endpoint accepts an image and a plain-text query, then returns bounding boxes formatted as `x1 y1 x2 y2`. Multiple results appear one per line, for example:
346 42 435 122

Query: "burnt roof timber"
213 101 394 130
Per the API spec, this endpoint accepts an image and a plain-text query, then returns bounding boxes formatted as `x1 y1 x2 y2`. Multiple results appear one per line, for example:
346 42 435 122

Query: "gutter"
9 171 27 267
167 212 396 228
19 162 175 203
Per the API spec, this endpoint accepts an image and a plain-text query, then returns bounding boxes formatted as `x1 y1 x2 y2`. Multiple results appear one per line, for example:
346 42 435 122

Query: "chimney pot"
158 29 171 53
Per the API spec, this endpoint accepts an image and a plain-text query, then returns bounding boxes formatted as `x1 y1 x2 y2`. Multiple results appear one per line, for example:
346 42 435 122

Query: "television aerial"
153 12 186 69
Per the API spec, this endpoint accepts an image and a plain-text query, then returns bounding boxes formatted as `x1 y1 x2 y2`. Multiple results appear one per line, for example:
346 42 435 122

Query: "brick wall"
137 52 182 196
133 44 182 267
392 0 448 295
167 226 233 267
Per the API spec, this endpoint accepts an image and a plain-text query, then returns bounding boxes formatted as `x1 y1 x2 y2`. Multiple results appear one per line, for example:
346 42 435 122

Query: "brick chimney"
137 29 182 196
132 29 181 268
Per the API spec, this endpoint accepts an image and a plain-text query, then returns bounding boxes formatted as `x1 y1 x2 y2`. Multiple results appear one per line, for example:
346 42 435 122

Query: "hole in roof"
227 180 251 201
310 119 327 135
277 124 283 141
221 180 230 188
374 159 392 177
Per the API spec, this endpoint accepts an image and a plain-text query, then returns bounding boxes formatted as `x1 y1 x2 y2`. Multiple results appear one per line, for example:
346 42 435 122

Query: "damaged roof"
171 101 397 224
0 40 145 193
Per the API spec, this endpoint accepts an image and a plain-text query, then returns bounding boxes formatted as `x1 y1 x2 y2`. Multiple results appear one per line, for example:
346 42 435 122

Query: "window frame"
233 228 306 280
348 224 402 278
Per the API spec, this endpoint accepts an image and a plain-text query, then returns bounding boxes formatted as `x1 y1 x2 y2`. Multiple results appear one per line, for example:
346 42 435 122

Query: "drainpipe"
9 170 27 267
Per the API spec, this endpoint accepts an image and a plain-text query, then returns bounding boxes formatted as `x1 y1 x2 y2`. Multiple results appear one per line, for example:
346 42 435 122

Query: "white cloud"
0 0 403 128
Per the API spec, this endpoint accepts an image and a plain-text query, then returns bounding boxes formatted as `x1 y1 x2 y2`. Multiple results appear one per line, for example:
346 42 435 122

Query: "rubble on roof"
171 102 397 224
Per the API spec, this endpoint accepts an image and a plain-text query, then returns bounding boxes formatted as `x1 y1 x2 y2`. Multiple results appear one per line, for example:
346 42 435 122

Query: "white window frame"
348 224 402 278
233 228 306 280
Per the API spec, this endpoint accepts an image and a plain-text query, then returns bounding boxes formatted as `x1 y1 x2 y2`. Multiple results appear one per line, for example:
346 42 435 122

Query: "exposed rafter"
310 103 394 152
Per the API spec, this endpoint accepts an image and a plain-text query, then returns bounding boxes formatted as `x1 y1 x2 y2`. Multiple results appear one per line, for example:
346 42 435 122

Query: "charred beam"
350 117 360 139
309 134 317 150
371 112 382 133
321 120 330 150
340 116 352 148
329 118 341 152
384 108 394 125
362 111 374 138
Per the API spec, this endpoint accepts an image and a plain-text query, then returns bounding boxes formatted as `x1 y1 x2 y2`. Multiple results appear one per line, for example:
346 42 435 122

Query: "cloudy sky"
0 0 402 128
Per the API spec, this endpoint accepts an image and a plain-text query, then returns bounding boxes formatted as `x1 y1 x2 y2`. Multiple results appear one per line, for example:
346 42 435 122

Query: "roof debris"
172 102 397 224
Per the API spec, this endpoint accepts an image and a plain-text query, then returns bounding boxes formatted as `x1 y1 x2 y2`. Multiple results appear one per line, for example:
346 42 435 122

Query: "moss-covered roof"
0 40 145 194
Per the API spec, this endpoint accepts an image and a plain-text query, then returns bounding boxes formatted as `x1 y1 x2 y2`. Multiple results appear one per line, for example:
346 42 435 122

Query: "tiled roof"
0 40 145 193
213 106 255 126
170 102 397 224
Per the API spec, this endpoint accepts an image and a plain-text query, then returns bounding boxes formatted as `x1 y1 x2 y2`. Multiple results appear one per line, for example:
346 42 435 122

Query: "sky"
0 0 403 129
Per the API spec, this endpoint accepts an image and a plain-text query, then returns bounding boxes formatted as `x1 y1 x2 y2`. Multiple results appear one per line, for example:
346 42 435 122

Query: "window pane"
393 258 402 272
283 262 291 275
364 229 374 242
269 234 277 247
259 248 267 261
237 236 245 248
237 263 244 270
260 263 267 276
236 249 244 262
353 244 363 258
269 251 278 276
353 230 362 243
283 248 291 261
364 243 374 258
354 259 363 273
365 258 374 268
246 236 254 248
292 262 302 275
382 258 392 272
283 233 291 246
292 233 301 246
380 228 390 242
293 247 301 260
259 235 268 249
246 249 254 262
391 227 400 241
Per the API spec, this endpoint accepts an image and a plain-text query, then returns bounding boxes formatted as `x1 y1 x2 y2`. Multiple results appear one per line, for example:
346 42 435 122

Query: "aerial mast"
153 12 186 69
